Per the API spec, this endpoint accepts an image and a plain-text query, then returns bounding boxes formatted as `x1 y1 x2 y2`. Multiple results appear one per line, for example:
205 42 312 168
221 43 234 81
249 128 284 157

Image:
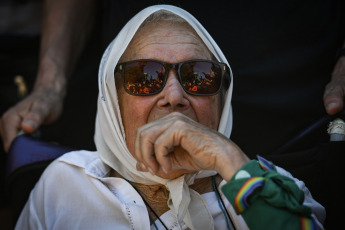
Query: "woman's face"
116 21 222 179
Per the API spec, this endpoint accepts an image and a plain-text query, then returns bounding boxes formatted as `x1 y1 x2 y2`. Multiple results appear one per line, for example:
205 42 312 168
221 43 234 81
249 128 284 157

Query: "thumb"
21 104 48 133
324 84 344 115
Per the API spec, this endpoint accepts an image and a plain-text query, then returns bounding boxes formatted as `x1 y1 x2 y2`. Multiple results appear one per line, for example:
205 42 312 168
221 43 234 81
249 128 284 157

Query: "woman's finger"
134 117 172 173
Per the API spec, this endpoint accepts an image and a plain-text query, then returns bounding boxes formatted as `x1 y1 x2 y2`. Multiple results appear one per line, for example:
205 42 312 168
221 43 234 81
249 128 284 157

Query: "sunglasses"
114 59 230 96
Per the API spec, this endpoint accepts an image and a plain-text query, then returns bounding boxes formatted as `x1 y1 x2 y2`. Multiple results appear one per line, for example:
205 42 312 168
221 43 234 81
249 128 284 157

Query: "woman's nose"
157 70 190 110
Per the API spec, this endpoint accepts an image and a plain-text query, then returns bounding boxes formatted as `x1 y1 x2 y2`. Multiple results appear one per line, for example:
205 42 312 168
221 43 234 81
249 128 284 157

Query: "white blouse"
15 150 325 230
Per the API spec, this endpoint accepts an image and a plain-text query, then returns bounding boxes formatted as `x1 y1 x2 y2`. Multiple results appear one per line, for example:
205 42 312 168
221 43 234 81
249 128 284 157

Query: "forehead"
120 20 213 63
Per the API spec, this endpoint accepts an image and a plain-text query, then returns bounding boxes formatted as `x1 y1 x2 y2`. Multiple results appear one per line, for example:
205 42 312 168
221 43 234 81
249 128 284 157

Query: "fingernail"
140 163 148 171
148 167 154 175
327 102 339 109
137 163 143 171
137 163 148 172
162 167 168 174
23 120 37 129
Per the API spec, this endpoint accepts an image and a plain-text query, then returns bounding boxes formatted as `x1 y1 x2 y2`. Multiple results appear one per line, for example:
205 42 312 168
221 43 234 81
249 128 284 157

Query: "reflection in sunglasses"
183 69 216 93
116 59 229 96
125 68 218 94
125 74 164 95
123 63 166 95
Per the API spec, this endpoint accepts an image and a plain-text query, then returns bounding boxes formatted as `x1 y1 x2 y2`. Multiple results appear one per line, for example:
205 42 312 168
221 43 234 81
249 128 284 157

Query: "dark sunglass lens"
123 61 165 95
180 61 222 95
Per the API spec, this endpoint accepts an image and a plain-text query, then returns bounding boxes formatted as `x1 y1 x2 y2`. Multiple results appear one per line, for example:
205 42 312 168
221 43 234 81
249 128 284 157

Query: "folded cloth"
222 156 321 230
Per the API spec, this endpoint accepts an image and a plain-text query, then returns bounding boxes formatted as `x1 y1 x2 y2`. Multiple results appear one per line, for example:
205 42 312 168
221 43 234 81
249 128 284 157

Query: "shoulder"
17 150 144 229
44 150 109 178
35 150 110 198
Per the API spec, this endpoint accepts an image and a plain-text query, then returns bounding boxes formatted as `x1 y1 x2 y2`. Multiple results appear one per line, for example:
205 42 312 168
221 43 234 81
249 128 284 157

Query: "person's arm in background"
0 0 99 152
324 40 345 115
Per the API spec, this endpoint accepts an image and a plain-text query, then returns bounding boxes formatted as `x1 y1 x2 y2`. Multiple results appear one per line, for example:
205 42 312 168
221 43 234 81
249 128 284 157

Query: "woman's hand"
133 112 249 181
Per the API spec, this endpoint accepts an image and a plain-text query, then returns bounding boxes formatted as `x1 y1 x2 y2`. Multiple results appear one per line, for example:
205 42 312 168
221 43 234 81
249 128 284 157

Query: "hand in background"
0 86 65 152
0 0 98 152
324 55 345 115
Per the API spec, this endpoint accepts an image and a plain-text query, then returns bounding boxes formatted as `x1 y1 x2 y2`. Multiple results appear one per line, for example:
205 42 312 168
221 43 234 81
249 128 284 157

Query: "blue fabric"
6 134 73 177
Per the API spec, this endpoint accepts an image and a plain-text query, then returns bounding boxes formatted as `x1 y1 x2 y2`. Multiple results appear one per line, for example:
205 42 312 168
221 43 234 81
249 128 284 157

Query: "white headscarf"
94 5 233 230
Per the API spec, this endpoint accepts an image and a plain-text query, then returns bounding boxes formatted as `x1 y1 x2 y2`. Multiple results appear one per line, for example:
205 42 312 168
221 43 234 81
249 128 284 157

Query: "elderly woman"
16 5 325 230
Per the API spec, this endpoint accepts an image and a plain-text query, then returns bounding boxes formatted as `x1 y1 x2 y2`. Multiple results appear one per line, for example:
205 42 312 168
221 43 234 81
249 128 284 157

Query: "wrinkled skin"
324 56 345 115
116 21 249 181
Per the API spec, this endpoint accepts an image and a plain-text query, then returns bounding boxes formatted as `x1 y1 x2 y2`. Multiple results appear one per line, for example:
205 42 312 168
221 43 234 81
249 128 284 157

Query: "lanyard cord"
129 176 234 230
149 216 160 230
212 175 235 230
128 181 169 230
141 194 169 230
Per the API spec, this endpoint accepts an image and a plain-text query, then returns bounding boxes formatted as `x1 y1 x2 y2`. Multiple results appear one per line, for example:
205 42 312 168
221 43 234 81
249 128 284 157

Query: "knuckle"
1 111 11 120
324 84 341 96
153 141 161 150
173 120 186 129
26 112 43 123
2 110 19 123
170 111 182 117
172 119 187 129
137 125 145 134
138 128 148 139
